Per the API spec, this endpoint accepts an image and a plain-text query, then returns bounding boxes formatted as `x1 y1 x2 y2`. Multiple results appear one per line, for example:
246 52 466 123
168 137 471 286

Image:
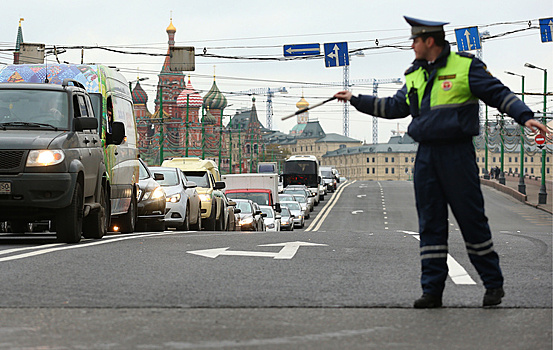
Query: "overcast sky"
1 0 551 143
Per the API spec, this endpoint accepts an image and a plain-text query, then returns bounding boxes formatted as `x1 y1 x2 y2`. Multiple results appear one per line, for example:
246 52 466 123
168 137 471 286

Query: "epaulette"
457 51 475 58
404 65 418 75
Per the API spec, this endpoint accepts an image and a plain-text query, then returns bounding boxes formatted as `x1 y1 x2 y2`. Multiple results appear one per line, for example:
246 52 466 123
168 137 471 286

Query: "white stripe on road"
305 181 356 232
0 231 186 263
400 230 477 285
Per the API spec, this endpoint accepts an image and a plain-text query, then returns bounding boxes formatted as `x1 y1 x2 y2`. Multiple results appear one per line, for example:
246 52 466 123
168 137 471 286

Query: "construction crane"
234 87 288 130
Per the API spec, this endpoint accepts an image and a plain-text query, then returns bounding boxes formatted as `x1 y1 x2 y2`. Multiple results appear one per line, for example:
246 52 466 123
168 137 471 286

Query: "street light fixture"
505 70 526 194
524 62 548 204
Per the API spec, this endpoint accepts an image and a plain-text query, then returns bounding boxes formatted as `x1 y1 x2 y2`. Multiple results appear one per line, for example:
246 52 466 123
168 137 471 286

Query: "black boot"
414 293 442 308
483 287 505 307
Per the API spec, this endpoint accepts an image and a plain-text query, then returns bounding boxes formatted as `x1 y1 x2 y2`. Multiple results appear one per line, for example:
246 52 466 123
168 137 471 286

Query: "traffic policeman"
334 16 548 308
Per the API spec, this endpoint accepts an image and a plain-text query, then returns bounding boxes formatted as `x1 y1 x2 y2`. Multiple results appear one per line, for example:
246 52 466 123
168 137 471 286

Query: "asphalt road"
0 180 551 349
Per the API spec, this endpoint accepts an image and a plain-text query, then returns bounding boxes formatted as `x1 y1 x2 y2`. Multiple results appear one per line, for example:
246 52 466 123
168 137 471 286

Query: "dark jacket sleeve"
468 58 534 125
350 85 410 119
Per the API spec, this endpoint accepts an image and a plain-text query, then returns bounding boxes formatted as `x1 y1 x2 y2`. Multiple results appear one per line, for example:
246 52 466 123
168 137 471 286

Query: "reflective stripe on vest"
405 53 478 110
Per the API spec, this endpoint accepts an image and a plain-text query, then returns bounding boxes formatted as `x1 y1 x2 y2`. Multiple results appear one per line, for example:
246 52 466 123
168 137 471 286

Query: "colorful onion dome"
203 78 227 110
177 77 203 108
132 81 148 104
202 109 217 125
296 94 309 109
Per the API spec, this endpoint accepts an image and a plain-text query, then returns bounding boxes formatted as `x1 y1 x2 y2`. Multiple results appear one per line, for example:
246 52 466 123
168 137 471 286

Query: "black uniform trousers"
413 139 504 296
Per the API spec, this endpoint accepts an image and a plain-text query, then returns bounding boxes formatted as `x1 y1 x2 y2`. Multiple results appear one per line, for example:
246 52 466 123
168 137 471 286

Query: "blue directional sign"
324 42 349 68
283 43 320 57
539 17 553 43
455 26 481 51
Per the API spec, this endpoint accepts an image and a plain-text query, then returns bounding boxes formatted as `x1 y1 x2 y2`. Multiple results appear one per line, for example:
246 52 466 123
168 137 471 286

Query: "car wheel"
83 183 109 239
178 204 190 231
190 207 201 230
56 182 83 243
116 189 137 233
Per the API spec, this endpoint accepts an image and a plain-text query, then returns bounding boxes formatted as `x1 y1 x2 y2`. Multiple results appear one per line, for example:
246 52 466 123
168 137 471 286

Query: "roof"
316 133 361 143
297 120 326 139
323 143 419 157
177 77 203 108
203 78 227 110
132 81 148 104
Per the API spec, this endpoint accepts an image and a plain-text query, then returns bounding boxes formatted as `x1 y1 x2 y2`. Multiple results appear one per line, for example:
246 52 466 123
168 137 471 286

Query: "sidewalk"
481 174 552 214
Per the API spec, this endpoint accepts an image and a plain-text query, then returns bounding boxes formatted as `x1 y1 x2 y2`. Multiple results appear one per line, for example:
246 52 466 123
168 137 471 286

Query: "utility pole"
159 85 164 165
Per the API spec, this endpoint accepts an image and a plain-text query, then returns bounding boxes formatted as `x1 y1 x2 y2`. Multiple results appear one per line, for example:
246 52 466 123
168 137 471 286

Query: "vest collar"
412 41 451 71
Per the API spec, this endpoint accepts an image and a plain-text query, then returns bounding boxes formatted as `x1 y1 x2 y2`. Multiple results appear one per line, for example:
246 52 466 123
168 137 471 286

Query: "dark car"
136 158 166 231
233 199 266 231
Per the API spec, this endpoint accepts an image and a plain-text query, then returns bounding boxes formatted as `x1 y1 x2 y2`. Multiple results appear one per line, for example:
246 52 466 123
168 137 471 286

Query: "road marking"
399 230 477 285
352 210 363 215
187 241 328 259
305 181 355 232
0 231 185 263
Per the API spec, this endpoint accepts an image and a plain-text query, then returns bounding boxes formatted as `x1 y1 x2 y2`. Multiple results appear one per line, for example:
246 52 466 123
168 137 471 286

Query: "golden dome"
166 19 176 33
296 95 309 109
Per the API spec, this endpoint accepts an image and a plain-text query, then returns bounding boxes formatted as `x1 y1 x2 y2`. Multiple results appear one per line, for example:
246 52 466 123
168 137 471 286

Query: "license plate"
0 182 11 194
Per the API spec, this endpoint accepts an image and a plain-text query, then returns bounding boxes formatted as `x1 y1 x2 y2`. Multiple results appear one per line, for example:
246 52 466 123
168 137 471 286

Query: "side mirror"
234 208 241 214
74 117 98 131
107 121 125 145
186 181 197 188
255 210 262 216
153 173 165 181
214 181 226 190
261 212 267 217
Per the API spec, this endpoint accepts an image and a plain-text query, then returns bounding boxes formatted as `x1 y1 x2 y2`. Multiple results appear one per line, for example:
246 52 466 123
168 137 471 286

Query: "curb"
480 179 552 215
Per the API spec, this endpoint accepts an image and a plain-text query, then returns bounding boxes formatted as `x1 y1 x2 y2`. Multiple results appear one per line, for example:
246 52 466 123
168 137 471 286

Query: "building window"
391 168 395 174
372 168 375 174
385 168 389 174
391 157 395 163
367 157 370 163
411 157 415 162
372 157 376 163
515 157 518 163
405 157 408 162
367 168 370 174
525 157 528 162
531 168 534 174
509 157 512 162
385 157 389 163
492 157 496 162
531 157 534 162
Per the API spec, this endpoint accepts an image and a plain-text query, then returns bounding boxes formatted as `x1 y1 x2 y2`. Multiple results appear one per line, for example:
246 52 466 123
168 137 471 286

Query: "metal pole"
499 114 505 185
519 76 526 194
228 116 232 174
218 109 223 171
238 124 242 174
484 105 490 179
538 69 547 204
185 94 189 157
159 85 164 165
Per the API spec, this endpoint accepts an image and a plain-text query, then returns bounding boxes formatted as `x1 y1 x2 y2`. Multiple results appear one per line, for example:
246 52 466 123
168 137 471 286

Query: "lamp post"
505 70 526 194
524 63 548 204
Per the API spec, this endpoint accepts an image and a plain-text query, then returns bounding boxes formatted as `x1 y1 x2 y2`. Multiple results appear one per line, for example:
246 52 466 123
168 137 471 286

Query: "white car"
259 205 280 231
149 166 202 231
280 200 304 228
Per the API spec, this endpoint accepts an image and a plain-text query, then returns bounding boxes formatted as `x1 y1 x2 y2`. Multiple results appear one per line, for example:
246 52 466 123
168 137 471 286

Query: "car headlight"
26 150 65 167
240 217 254 225
267 223 275 229
152 187 165 200
166 192 181 203
199 194 211 202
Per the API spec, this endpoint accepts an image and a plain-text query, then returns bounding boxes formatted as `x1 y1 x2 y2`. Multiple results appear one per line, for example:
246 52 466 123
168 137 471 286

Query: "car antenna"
44 53 49 83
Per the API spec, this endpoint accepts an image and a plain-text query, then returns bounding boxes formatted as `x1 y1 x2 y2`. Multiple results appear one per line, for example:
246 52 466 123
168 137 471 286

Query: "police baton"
281 96 337 121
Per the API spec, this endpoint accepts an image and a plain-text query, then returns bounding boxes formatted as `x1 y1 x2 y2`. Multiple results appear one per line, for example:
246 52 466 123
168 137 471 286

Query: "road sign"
283 43 320 57
454 27 481 51
187 241 328 259
540 17 553 43
324 42 349 68
535 134 546 148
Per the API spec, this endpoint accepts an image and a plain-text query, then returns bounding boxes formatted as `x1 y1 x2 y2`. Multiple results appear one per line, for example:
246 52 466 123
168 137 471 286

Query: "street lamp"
524 62 548 204
128 77 149 91
505 70 526 194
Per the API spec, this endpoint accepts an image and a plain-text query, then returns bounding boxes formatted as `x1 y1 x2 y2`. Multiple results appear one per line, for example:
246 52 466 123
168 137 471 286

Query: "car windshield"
280 207 291 217
293 195 306 203
226 192 270 206
139 161 150 180
282 202 301 210
183 171 209 188
0 90 68 129
235 201 252 214
284 189 307 197
153 169 180 186
321 170 333 177
260 207 273 218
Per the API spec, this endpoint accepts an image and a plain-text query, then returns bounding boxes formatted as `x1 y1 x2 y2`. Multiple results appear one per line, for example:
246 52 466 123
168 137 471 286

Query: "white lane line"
305 181 356 232
0 231 186 263
399 230 477 285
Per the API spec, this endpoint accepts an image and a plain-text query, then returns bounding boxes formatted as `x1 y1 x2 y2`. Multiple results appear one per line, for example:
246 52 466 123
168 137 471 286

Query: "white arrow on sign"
187 241 327 259
286 47 319 55
464 29 473 50
327 44 340 61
